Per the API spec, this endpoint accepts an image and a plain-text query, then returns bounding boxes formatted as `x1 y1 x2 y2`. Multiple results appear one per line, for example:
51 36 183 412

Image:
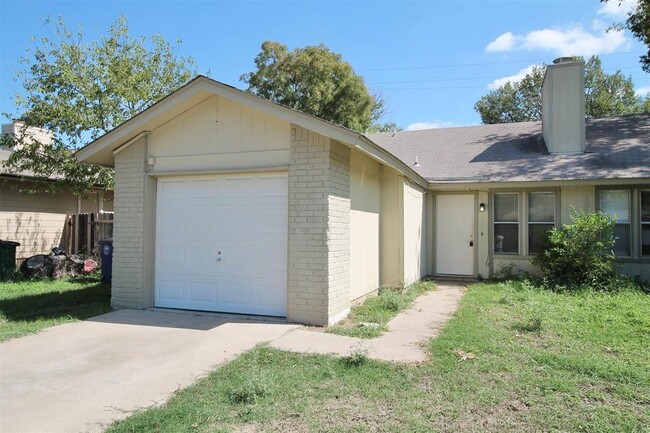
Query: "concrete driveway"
0 309 299 433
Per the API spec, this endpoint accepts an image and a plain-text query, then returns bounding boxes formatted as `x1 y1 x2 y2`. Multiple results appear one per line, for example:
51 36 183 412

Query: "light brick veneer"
288 126 351 326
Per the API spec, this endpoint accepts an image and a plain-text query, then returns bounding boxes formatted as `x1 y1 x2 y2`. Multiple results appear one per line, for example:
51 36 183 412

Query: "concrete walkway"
0 309 299 433
271 282 466 363
0 282 464 432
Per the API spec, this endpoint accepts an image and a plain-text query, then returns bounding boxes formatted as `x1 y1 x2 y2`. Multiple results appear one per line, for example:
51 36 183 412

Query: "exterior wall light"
479 203 486 212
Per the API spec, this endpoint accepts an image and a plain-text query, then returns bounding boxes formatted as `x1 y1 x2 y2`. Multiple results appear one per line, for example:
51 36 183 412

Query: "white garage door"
154 173 288 316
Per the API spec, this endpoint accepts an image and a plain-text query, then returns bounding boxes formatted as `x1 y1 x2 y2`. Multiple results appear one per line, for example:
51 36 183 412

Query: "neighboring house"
1 123 113 262
75 58 649 326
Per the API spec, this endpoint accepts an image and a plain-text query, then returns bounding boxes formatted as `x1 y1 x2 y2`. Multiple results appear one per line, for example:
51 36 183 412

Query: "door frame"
432 192 478 277
151 170 289 316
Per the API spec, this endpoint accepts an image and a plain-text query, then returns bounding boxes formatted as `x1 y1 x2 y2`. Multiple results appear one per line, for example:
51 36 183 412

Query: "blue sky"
0 0 647 134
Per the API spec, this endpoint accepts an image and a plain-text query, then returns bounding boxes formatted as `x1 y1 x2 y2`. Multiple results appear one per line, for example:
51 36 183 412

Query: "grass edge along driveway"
0 275 111 341
108 280 650 433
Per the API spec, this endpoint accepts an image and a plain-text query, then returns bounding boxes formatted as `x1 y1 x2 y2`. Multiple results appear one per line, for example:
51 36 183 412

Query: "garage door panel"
156 280 187 304
188 281 219 304
189 243 221 273
157 207 187 237
157 241 187 269
157 180 188 205
188 208 220 239
155 173 287 317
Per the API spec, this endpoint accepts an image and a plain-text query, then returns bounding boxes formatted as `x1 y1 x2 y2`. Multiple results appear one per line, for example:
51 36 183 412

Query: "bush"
532 210 618 289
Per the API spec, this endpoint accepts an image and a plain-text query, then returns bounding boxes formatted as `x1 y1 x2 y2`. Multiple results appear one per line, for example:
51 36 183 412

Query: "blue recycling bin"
99 239 113 283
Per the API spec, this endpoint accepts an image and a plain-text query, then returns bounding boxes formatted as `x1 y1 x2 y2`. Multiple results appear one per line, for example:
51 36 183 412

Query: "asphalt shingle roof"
368 115 650 183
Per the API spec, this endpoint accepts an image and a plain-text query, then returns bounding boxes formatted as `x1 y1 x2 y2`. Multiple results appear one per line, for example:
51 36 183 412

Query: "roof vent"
413 156 420 167
553 56 576 65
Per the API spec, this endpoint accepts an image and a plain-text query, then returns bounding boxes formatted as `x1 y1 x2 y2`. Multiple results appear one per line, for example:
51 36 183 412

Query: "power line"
367 65 645 86
358 51 646 72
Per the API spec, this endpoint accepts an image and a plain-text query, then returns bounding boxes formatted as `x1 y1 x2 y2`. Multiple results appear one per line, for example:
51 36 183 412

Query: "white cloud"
488 65 538 90
484 24 628 57
405 120 458 131
597 0 637 19
635 86 650 97
486 32 516 52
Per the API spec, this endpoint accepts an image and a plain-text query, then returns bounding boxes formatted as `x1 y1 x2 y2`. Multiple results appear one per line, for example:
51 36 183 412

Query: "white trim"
147 166 290 178
112 132 150 156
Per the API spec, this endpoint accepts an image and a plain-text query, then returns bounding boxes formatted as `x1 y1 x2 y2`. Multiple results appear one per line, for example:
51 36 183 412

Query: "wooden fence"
65 212 114 255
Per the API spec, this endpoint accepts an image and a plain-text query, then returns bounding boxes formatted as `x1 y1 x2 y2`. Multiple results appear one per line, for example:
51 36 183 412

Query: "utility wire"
358 51 646 72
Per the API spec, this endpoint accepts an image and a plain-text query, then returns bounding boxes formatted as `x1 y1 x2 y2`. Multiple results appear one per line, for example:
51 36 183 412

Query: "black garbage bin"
99 239 113 283
0 240 21 280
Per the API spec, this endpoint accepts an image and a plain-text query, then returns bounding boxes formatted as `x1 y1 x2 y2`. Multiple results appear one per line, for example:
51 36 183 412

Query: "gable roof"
75 75 428 188
369 115 650 183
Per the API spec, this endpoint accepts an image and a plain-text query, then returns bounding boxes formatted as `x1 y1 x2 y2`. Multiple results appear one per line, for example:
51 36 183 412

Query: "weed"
341 344 369 366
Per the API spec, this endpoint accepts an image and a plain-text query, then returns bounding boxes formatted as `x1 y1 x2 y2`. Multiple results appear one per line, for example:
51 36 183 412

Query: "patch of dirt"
317 394 400 431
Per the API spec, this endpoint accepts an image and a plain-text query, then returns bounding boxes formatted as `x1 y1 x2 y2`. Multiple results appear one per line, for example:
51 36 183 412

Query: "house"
75 57 649 326
1 122 113 262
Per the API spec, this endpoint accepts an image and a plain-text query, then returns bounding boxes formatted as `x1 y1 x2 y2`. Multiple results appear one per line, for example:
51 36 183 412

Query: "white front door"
436 194 475 276
154 173 288 316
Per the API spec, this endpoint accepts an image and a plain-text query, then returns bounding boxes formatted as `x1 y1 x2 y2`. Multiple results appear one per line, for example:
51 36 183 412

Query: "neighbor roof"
368 115 650 183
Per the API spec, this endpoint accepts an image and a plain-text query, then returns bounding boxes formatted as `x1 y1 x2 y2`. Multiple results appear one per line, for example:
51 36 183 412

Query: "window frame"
491 189 558 258
493 192 520 255
527 191 556 255
642 190 650 258
596 186 650 260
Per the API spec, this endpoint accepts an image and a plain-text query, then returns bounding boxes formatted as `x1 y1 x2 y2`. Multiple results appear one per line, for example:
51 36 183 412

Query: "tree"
474 66 545 124
602 0 650 72
474 56 648 124
366 122 402 134
2 16 197 194
241 41 384 133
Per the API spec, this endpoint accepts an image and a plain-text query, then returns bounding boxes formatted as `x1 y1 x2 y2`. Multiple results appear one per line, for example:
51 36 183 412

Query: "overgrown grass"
0 274 111 341
327 280 436 338
107 280 650 432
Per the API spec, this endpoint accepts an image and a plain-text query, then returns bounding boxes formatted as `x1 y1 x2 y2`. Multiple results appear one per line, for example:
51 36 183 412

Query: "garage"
154 172 288 317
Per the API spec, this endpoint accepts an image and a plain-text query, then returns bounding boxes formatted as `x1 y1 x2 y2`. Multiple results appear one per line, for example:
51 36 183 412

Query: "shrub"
532 210 618 289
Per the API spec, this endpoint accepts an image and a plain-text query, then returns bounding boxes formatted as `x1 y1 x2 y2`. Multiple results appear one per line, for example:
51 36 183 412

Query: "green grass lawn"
327 280 436 338
0 275 111 341
107 280 650 433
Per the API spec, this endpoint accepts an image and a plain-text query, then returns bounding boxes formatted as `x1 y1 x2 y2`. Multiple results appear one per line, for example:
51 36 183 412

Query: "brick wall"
288 126 351 326
111 138 147 308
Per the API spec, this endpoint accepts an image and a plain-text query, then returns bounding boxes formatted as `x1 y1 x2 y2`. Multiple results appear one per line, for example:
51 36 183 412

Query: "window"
528 192 555 254
599 190 631 256
642 190 650 257
494 193 519 254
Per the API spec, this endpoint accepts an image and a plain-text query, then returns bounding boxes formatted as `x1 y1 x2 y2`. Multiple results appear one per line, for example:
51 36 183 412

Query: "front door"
436 194 475 276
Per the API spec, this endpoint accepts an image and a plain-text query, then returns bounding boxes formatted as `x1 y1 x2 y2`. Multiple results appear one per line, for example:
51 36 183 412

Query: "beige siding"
149 96 290 173
560 185 594 225
380 170 403 286
0 181 111 260
288 127 350 326
403 181 427 286
350 150 381 301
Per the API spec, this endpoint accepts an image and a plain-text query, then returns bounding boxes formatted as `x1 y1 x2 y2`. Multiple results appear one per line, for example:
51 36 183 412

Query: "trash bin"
0 240 21 280
99 239 113 283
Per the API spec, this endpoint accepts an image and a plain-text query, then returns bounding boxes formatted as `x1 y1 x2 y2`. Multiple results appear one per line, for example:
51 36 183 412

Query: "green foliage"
532 210 619 289
3 15 197 194
602 0 650 73
327 280 435 339
107 282 650 433
366 121 402 133
227 375 270 405
474 65 545 124
0 275 111 341
241 41 384 133
474 56 649 124
341 343 369 367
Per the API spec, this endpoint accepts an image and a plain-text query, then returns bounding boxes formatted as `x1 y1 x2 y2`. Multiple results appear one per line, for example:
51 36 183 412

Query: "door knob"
469 241 474 247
